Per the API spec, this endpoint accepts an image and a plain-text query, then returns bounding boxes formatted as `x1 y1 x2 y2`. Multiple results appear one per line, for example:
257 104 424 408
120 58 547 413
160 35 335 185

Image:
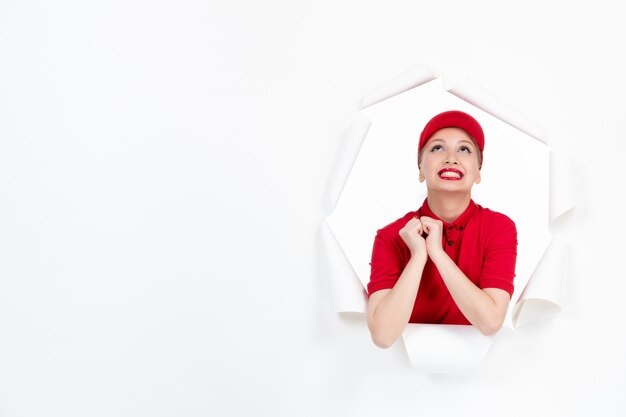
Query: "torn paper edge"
445 76 547 144
549 150 575 223
320 218 367 313
360 62 437 109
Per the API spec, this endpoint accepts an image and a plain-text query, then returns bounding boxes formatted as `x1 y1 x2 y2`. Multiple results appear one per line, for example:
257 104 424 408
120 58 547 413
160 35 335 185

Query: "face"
418 127 481 192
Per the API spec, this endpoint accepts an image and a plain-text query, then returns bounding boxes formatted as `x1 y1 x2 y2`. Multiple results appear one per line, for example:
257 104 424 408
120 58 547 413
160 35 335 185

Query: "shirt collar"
418 197 477 230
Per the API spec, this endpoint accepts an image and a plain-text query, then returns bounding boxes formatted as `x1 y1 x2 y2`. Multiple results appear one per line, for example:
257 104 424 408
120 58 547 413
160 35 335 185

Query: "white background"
0 1 625 416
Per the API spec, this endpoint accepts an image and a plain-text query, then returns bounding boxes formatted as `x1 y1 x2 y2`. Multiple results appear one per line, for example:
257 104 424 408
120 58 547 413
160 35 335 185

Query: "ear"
418 166 425 183
474 174 481 184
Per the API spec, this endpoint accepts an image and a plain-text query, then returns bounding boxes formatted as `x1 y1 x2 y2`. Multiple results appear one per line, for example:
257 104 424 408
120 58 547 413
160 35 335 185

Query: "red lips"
437 168 464 180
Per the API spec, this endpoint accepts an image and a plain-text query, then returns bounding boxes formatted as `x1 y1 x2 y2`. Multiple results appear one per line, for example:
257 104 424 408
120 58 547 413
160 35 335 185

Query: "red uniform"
367 198 517 324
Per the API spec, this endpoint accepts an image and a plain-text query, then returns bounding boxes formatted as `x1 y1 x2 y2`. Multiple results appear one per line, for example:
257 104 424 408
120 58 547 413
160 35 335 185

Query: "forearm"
429 250 502 335
367 255 427 348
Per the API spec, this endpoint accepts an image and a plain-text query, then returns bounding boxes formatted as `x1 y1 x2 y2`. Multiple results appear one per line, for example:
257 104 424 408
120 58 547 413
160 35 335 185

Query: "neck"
426 191 471 223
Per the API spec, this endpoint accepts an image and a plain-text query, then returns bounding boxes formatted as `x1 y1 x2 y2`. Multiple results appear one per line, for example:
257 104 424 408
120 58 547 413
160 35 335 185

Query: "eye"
459 146 472 153
430 144 443 152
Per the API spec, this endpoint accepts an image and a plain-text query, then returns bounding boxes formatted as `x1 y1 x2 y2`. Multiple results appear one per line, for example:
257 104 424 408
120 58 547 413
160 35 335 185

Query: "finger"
420 217 440 232
401 219 415 232
401 221 423 238
401 219 420 234
406 217 420 226
409 224 422 236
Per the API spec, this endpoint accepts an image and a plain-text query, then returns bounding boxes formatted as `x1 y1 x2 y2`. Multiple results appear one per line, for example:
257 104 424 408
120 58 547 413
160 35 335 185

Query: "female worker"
366 110 517 348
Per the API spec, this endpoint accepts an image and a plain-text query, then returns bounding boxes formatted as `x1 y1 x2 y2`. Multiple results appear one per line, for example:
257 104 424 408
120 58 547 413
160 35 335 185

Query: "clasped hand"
398 216 444 259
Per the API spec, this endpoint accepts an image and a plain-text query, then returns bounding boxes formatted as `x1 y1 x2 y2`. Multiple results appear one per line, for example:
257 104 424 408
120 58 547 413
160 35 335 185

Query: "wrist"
428 247 447 264
409 252 428 265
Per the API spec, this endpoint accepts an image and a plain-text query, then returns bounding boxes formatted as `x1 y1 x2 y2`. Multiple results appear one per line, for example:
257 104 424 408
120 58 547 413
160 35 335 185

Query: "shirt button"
447 241 453 246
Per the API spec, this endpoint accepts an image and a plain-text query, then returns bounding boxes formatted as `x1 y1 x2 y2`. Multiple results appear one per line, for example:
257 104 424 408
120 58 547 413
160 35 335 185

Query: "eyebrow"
429 138 475 147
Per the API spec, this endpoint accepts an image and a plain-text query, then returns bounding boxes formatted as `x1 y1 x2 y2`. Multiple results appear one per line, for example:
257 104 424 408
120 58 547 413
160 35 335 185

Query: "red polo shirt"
367 198 517 325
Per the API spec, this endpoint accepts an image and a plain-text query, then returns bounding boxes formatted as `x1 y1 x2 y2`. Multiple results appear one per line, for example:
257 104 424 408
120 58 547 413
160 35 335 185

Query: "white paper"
402 324 495 373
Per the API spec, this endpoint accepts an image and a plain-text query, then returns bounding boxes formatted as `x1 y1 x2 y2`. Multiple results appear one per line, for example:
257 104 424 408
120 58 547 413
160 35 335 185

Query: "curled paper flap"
323 113 371 216
512 236 568 328
320 219 367 313
512 299 561 329
549 150 576 223
446 77 546 144
402 324 495 374
360 63 436 109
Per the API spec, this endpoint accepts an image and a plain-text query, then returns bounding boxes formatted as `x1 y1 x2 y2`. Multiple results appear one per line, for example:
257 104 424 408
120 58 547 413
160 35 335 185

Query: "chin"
427 182 473 194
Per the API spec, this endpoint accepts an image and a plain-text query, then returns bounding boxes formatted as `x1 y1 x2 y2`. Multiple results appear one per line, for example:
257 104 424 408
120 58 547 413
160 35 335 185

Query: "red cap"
418 110 485 154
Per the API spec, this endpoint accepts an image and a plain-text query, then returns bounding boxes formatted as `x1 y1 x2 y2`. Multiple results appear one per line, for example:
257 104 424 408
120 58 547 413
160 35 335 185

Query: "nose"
445 150 458 165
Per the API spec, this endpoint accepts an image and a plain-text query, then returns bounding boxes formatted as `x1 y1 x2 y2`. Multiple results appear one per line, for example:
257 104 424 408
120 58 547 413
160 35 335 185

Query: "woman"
366 110 517 348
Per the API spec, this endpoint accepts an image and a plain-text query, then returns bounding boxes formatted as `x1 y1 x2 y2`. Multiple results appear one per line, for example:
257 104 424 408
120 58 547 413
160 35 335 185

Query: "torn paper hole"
322 62 574 372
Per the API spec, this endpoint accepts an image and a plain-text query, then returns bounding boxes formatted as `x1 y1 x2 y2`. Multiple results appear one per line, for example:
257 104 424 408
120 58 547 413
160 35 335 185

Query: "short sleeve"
367 229 405 296
479 215 518 298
